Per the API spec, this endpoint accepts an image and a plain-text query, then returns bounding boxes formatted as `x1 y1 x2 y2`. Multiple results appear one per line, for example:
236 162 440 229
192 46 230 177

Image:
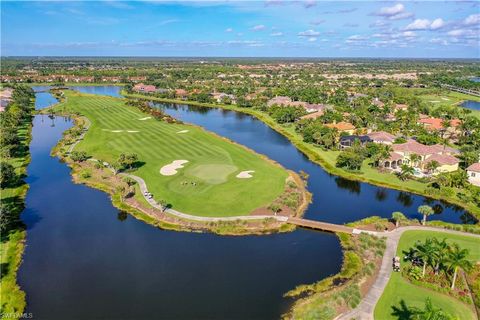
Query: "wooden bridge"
287 217 356 234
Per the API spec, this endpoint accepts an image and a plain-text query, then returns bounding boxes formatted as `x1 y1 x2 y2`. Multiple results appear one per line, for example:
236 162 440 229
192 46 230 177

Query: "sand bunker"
236 170 255 179
177 130 189 134
127 130 139 133
429 100 440 103
160 160 189 176
111 130 123 133
441 97 450 101
139 117 152 121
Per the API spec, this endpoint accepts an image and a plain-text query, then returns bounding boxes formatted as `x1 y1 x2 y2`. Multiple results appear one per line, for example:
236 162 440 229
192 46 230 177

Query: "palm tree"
432 238 449 275
425 160 440 175
418 205 434 225
409 153 421 168
392 211 406 227
412 298 454 320
414 239 436 277
399 164 415 181
446 243 472 290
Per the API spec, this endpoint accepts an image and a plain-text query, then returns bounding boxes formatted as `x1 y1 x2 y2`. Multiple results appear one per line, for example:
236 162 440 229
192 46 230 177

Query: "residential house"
325 121 356 135
372 98 385 108
212 92 236 104
467 163 480 186
393 103 408 113
381 139 459 173
418 117 461 133
367 131 396 145
133 83 157 93
175 89 188 100
300 110 324 120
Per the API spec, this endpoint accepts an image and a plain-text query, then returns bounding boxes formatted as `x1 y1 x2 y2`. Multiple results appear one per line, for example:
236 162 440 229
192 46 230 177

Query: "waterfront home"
175 89 188 100
467 163 480 186
367 131 396 145
325 121 356 135
339 135 372 149
133 83 157 93
212 92 237 104
381 139 459 174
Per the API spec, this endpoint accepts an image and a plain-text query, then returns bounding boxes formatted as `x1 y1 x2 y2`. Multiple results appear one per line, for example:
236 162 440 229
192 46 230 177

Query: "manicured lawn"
374 231 480 320
55 91 288 217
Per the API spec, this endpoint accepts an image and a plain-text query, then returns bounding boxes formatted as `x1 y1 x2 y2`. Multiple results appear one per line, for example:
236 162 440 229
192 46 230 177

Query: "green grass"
374 231 480 320
416 89 480 119
55 91 288 217
1 123 32 316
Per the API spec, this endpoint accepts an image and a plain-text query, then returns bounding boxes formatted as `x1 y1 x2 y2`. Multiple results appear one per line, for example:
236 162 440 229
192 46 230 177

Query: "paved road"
338 227 480 320
67 116 91 153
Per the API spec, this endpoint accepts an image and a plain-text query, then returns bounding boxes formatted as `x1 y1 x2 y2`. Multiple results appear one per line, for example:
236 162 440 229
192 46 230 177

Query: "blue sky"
1 1 479 58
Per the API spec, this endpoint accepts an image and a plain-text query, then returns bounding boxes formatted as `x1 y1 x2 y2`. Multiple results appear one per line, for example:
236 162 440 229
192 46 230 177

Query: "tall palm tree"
414 239 436 277
446 243 472 290
392 211 406 227
418 205 434 225
409 153 421 168
432 238 449 275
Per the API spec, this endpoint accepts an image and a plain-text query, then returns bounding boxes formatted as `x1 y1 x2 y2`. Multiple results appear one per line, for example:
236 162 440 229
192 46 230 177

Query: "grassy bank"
0 122 32 316
374 230 480 320
124 92 480 219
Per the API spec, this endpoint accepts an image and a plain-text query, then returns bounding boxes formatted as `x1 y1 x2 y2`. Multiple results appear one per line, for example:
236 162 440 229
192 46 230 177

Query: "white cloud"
373 3 414 21
463 14 480 26
405 19 431 30
303 0 316 9
251 24 266 31
308 37 317 42
270 32 284 36
377 4 404 17
225 28 233 32
404 18 445 31
298 29 320 37
430 18 446 30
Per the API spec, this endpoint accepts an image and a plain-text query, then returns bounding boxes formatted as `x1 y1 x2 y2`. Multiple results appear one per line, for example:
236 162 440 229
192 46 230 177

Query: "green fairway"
374 231 480 320
416 90 480 119
55 91 289 217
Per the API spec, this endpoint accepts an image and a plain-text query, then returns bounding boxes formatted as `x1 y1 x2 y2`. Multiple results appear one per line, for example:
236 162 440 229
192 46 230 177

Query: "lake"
20 90 342 319
462 100 480 111
19 86 474 319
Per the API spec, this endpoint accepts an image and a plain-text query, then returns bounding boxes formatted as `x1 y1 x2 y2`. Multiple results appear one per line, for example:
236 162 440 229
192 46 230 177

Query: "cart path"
337 227 480 320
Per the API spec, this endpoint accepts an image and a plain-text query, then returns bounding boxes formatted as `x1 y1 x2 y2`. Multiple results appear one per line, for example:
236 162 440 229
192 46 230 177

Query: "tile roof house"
325 121 356 134
418 117 461 131
133 83 157 93
382 139 459 174
367 131 396 145
300 110 324 120
175 89 188 99
467 163 480 186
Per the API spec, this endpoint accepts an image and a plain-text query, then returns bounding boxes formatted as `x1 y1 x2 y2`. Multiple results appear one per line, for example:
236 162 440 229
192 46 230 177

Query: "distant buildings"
267 96 329 114
339 135 372 149
467 163 480 186
366 131 396 145
0 88 14 112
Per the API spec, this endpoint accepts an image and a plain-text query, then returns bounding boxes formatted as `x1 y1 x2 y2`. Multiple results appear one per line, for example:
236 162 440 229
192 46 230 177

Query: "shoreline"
124 92 480 220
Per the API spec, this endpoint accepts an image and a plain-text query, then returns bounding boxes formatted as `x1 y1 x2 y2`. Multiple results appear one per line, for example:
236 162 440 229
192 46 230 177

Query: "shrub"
79 170 91 179
70 151 88 162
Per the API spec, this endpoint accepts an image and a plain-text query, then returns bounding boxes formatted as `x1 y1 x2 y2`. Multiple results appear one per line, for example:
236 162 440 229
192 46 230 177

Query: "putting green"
186 164 238 184
55 91 289 217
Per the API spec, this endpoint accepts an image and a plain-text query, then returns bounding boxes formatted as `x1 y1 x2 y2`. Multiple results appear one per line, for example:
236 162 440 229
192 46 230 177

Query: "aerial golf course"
52 91 290 217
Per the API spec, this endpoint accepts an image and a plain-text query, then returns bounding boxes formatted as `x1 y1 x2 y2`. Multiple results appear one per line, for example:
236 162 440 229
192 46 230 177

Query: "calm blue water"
34 92 58 110
69 85 122 97
462 100 480 111
469 77 480 83
20 91 343 319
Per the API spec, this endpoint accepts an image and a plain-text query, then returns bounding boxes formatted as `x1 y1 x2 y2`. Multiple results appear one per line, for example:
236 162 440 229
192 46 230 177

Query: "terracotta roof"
367 131 396 143
387 152 403 161
300 110 324 120
325 121 356 131
393 140 459 156
418 118 461 130
467 163 480 172
425 153 459 166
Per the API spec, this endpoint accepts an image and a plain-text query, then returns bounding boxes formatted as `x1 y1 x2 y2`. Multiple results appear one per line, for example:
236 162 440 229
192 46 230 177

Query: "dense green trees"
0 162 16 188
268 105 306 124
